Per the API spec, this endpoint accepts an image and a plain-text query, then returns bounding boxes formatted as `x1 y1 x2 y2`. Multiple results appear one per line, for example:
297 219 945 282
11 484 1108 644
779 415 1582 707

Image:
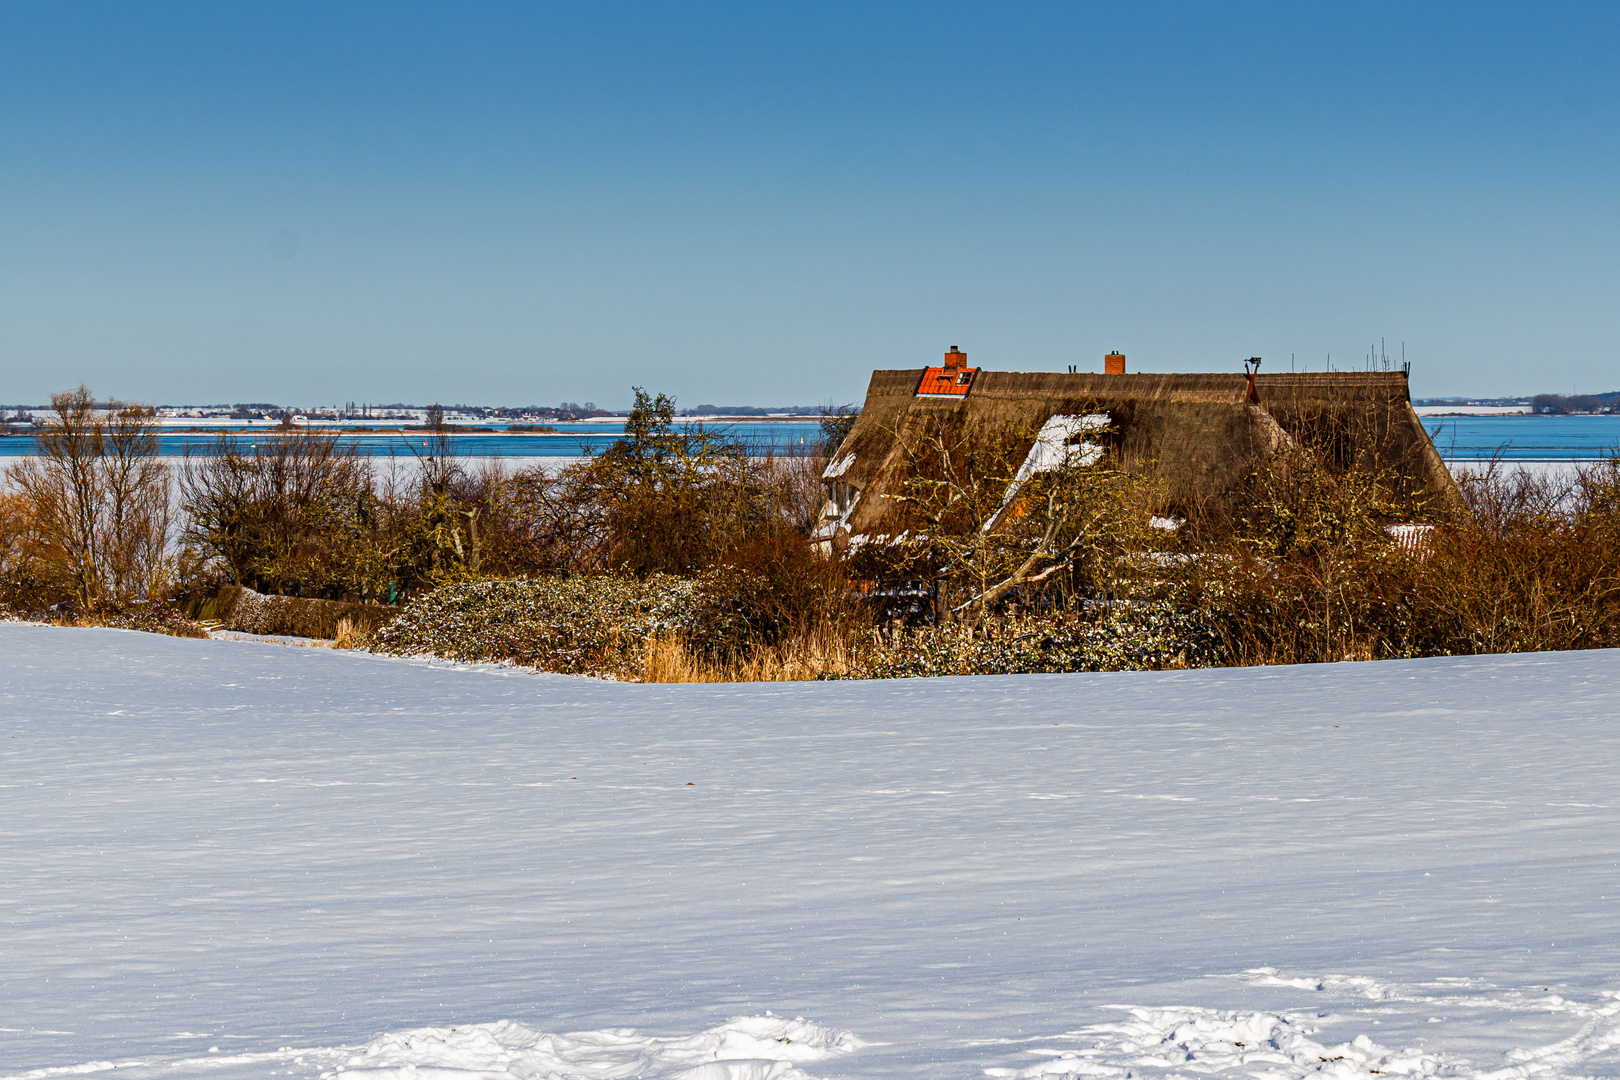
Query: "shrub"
373 575 719 679
521 389 781 577
368 574 1222 683
842 601 1224 679
93 601 211 639
29 599 209 639
1179 548 1434 664
714 533 857 641
1176 455 1620 664
180 430 382 600
372 563 855 676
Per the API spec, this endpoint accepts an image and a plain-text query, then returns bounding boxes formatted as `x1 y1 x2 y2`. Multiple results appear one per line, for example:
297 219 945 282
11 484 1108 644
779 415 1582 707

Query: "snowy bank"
2 624 1619 1079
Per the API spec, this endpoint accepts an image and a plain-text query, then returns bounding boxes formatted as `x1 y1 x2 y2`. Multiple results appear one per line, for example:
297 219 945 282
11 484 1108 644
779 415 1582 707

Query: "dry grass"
641 625 858 683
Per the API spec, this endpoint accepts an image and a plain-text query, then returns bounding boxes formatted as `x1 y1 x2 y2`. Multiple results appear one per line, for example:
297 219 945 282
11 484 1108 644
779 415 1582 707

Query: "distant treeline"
1532 392 1620 415
679 405 831 417
1411 397 1530 408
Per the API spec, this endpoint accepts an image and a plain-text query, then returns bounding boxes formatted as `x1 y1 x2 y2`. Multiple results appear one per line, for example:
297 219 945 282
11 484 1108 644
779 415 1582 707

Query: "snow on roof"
983 413 1109 531
822 451 857 479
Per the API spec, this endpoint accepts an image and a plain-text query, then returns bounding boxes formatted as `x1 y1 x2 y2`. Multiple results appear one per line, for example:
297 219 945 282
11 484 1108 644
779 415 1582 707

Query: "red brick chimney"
944 346 967 372
1105 352 1126 374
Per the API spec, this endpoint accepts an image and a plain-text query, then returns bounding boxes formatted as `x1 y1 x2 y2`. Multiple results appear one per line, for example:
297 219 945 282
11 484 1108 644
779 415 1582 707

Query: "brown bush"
180 430 381 600
1416 459 1620 654
504 389 787 577
1178 454 1620 665
0 491 55 611
54 602 211 639
711 533 858 643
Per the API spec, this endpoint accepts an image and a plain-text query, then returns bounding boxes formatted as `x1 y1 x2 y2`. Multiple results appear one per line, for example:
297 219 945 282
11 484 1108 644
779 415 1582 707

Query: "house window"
830 482 859 516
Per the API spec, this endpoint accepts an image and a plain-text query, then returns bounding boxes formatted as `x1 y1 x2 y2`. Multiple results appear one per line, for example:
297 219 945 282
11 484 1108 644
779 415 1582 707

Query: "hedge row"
369 575 1224 681
217 585 401 639
368 574 758 680
841 602 1226 679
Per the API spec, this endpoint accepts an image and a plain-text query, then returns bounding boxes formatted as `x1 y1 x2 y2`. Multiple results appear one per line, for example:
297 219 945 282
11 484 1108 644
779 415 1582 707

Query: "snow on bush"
370 574 763 680
94 600 211 639
845 601 1225 678
373 577 1224 681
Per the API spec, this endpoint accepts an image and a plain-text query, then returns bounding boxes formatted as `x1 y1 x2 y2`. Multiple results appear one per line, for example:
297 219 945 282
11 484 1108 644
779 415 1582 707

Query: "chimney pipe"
1104 352 1126 374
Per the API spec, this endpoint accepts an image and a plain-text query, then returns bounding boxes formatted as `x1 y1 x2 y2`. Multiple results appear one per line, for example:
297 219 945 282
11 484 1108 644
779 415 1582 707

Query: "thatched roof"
817 367 1457 539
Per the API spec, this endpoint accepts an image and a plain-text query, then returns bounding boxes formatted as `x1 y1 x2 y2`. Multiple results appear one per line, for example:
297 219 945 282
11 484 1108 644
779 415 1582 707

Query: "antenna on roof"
1243 357 1262 405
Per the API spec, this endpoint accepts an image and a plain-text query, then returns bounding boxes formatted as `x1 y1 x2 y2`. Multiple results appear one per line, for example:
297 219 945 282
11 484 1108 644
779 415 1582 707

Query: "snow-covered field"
3 624 1619 1080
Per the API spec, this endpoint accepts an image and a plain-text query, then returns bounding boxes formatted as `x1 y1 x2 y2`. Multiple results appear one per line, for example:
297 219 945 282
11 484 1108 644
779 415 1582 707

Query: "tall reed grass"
641 624 858 682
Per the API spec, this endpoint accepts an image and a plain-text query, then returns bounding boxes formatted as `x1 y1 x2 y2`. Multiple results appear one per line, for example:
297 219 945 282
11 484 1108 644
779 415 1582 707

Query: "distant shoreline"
0 416 828 437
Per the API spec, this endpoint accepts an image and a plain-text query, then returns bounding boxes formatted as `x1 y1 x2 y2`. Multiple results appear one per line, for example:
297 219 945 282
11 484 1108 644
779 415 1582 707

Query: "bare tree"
101 404 172 602
7 386 172 609
754 447 832 538
877 414 1155 624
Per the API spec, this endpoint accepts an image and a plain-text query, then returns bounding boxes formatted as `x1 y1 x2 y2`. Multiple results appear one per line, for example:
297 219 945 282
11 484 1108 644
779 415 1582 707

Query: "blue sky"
2 2 1617 407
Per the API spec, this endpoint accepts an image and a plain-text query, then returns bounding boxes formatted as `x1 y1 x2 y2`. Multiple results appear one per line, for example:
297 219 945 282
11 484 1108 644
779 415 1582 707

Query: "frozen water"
2 625 1618 1078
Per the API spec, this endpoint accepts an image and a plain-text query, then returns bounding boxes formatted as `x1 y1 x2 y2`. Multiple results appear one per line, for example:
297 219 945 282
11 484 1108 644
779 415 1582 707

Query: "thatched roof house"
816 348 1458 545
